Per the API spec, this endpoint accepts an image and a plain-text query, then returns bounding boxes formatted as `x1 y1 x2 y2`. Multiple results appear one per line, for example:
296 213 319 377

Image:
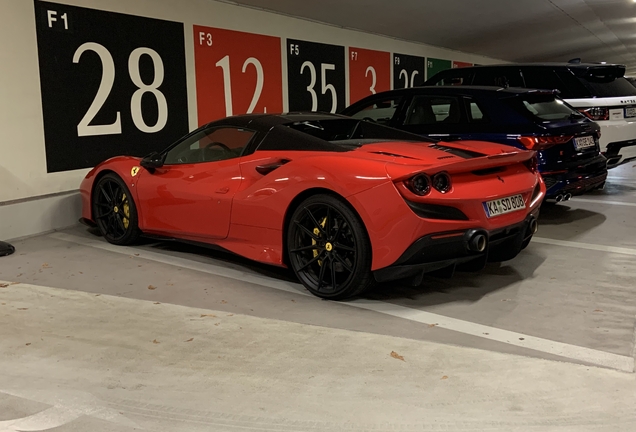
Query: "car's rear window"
505 95 581 122
577 77 636 97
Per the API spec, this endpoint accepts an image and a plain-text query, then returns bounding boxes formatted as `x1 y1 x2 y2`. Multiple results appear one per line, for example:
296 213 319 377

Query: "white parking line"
607 176 636 181
570 198 636 207
0 406 84 432
348 300 634 372
0 388 138 430
48 232 635 372
533 237 636 257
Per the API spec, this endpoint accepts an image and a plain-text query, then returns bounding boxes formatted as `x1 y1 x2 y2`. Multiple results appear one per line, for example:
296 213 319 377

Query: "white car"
426 63 636 167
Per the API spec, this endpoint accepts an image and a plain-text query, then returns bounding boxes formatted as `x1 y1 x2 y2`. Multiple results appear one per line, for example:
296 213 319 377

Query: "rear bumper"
604 139 636 168
593 119 636 166
373 210 539 284
541 154 608 198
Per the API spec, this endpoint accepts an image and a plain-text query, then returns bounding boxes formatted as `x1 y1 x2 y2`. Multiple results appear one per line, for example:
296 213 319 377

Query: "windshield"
285 119 432 147
506 95 582 122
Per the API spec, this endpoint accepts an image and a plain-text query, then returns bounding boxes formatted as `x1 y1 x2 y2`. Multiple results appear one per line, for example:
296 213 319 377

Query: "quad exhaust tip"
554 193 572 203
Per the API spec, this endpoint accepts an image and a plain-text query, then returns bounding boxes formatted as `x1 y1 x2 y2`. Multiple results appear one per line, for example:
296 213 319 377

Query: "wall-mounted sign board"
34 1 189 173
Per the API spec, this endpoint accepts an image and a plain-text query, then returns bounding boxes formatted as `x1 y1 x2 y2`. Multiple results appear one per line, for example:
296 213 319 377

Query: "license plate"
483 194 526 218
574 136 596 150
626 107 636 118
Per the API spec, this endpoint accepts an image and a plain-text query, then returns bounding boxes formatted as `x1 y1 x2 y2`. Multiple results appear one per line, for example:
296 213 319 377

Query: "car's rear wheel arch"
284 189 375 299
282 188 370 268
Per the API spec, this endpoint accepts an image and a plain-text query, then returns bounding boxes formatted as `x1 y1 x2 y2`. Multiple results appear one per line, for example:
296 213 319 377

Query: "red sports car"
80 113 545 299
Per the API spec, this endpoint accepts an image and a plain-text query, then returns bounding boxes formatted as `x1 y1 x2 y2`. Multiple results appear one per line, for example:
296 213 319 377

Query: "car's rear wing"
571 65 626 82
387 151 535 180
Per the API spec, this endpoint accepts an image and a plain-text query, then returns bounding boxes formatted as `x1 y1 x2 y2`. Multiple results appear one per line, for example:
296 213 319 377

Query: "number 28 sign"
193 26 283 125
34 1 189 173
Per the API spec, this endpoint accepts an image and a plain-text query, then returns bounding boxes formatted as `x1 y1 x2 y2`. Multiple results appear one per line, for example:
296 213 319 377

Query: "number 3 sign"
34 1 189 173
349 47 391 104
193 26 283 125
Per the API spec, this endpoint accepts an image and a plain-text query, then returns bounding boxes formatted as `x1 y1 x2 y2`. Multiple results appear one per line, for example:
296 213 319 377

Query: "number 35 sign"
193 26 283 125
34 1 189 173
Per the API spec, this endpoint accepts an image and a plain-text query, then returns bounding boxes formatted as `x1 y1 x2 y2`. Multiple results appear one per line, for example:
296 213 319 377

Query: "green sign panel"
426 58 452 81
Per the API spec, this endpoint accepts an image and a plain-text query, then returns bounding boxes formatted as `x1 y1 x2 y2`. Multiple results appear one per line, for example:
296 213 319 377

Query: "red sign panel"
193 26 283 124
349 47 391 104
452 61 473 69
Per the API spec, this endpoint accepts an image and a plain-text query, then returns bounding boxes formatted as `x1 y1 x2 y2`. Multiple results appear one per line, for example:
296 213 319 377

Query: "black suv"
426 63 636 167
342 86 606 201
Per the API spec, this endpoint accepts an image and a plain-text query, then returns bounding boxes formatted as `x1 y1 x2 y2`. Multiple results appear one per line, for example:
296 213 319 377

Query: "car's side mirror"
140 152 165 172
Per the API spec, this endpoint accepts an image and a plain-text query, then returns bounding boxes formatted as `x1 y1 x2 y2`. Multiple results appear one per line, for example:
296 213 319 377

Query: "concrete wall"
0 0 502 240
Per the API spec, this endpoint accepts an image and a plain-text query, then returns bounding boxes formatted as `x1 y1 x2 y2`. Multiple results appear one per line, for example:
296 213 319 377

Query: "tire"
287 194 374 300
92 173 141 246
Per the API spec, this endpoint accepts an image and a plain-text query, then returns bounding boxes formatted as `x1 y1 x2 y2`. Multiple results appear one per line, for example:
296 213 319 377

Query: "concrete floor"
1 163 635 430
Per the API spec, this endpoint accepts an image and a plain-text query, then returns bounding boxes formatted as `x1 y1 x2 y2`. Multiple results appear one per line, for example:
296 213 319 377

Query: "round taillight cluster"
406 172 452 196
408 174 431 196
432 173 452 194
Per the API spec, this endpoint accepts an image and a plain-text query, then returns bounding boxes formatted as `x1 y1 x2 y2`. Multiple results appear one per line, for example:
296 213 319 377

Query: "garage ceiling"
221 0 636 74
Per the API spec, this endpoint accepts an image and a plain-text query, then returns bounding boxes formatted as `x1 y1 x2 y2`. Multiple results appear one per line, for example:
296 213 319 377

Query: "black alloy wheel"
287 194 374 299
92 173 141 245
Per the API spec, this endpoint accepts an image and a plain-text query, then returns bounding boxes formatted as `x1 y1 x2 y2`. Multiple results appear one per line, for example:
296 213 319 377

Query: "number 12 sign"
194 26 283 125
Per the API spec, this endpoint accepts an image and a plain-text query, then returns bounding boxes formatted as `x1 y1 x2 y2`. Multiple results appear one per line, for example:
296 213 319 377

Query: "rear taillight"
432 172 452 194
405 172 453 195
406 174 431 196
523 154 538 173
577 107 609 121
518 136 573 150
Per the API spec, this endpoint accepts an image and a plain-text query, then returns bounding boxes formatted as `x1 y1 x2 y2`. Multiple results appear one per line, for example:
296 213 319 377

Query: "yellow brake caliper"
122 193 130 229
312 217 328 265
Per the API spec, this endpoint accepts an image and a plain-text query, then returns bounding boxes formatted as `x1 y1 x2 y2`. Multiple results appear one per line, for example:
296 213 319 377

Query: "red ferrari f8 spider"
80 113 545 299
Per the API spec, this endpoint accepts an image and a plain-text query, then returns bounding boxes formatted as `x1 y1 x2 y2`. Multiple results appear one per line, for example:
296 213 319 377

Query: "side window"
164 127 255 165
465 98 488 123
348 98 402 126
473 68 524 87
404 96 462 125
521 68 564 93
554 68 592 98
